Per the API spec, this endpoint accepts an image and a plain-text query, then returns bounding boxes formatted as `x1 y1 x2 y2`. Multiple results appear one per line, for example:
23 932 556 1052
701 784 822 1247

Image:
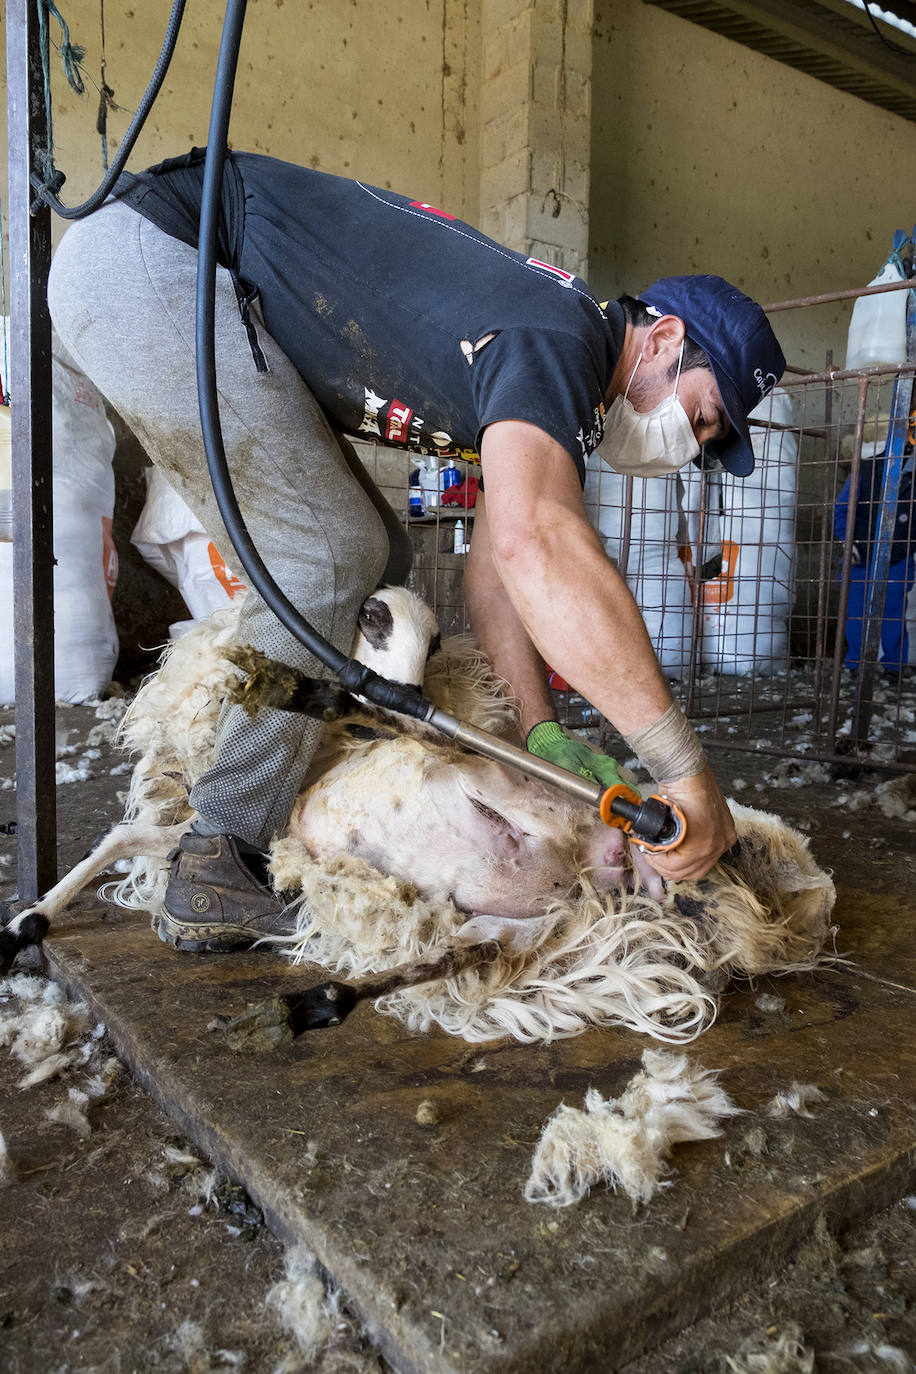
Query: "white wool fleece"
524 1048 742 1207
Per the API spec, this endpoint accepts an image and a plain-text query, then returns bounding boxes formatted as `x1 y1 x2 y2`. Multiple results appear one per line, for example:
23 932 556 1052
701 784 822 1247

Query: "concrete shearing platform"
38 792 916 1374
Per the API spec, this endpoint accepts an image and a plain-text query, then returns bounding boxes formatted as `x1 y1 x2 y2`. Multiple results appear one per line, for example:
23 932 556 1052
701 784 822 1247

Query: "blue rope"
886 242 916 310
35 0 87 185
45 1 86 94
36 0 56 183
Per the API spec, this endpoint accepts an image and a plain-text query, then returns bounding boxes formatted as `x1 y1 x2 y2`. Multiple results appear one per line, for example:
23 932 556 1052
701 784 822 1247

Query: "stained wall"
589 2 916 369
1 0 481 235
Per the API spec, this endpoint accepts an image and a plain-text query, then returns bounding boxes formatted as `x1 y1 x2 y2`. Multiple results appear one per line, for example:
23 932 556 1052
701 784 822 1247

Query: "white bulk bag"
131 466 245 623
846 258 908 371
682 390 797 675
0 327 118 703
584 455 694 677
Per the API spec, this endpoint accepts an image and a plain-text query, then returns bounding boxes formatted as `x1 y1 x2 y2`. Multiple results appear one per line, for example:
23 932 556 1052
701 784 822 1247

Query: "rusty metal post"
6 0 57 899
684 464 709 718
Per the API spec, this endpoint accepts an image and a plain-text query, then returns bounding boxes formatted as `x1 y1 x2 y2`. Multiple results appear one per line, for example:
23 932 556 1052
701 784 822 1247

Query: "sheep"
0 586 837 1045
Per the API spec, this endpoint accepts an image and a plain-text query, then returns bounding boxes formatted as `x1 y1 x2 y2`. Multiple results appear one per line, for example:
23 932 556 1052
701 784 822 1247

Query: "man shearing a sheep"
47 148 786 953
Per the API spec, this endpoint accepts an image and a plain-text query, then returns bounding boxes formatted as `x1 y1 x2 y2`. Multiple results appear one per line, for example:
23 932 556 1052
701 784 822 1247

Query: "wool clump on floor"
724 1321 815 1373
0 971 92 1086
523 1048 742 1207
164 1319 246 1373
766 1083 827 1118
265 1244 383 1372
266 1245 338 1361
1 972 120 1165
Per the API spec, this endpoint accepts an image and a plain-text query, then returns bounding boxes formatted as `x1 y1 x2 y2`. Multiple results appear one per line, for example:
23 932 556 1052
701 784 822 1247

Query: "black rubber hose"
195 0 433 719
30 0 188 219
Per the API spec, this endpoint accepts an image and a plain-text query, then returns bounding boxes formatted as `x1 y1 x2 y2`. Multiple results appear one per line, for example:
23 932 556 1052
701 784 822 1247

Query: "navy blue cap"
640 275 785 477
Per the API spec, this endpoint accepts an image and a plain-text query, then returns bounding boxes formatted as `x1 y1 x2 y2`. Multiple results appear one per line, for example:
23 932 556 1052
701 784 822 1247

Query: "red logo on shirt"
526 258 576 287
409 201 457 220
386 399 414 444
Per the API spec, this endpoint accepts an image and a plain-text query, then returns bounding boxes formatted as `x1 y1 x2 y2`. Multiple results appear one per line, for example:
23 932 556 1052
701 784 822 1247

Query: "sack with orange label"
681 389 797 675
131 466 245 631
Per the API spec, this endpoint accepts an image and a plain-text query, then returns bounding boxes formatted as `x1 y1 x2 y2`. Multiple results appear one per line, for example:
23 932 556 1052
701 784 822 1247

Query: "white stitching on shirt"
354 182 606 319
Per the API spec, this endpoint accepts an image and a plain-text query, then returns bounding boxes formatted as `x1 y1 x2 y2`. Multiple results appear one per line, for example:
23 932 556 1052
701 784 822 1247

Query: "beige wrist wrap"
624 702 706 785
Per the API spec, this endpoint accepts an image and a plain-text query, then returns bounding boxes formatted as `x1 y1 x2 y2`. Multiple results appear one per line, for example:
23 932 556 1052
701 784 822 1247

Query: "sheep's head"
672 802 836 976
351 587 440 689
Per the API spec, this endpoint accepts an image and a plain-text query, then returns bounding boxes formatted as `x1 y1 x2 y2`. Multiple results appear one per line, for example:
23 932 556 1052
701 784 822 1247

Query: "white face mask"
600 343 700 477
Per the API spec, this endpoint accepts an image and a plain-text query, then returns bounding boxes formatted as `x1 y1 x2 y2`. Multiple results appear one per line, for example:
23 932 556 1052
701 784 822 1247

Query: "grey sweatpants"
48 200 412 849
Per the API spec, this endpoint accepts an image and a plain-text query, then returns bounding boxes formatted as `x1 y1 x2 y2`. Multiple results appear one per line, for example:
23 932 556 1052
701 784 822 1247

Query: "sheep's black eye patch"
358 597 394 650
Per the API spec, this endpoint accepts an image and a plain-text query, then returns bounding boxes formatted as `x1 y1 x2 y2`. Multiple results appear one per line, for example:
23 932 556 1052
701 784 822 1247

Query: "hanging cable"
195 0 433 717
861 0 916 56
30 0 188 219
96 0 117 171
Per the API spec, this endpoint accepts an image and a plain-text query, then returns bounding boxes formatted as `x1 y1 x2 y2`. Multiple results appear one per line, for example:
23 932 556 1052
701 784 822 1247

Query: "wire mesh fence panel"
577 368 916 775
351 364 916 777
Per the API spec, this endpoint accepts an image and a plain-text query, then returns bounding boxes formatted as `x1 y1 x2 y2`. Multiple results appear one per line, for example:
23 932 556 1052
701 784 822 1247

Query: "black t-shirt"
115 149 622 481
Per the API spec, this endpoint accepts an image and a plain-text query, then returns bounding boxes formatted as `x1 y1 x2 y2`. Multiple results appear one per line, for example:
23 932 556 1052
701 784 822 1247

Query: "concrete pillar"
479 0 593 277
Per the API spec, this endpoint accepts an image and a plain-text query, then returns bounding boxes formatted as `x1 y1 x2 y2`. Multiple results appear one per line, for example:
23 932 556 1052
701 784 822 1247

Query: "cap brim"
705 361 755 477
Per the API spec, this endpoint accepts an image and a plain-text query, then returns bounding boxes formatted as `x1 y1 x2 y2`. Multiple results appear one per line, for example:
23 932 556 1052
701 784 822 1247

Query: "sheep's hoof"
0 927 17 975
0 904 49 974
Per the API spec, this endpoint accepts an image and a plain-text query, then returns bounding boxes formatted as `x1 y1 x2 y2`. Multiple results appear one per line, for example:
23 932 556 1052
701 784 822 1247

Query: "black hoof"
0 908 49 975
0 926 18 975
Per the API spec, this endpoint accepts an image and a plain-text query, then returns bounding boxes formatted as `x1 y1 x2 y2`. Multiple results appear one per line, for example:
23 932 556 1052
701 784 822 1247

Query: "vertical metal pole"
684 464 708 718
827 376 867 753
6 0 57 899
812 349 833 727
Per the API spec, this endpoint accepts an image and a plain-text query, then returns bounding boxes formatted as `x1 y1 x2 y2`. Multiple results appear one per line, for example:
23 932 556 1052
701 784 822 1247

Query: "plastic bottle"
418 457 439 510
846 259 908 370
453 518 470 554
442 459 461 494
408 465 426 519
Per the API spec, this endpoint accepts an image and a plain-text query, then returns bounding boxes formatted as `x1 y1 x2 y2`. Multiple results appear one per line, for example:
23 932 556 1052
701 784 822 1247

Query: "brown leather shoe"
159 832 298 953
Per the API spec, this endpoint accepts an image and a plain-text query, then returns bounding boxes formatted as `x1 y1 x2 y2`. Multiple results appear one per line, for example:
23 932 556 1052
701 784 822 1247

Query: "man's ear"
640 314 686 366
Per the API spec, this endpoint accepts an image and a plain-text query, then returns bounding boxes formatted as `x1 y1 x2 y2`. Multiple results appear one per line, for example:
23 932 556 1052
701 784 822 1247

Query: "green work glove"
526 720 626 789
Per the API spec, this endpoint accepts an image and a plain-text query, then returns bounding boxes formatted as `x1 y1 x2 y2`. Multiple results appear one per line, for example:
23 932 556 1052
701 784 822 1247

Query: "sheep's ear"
468 796 526 855
356 597 395 652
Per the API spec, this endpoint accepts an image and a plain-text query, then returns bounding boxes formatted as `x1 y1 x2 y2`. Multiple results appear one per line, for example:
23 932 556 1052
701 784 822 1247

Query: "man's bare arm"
464 493 557 737
478 421 673 734
471 419 735 880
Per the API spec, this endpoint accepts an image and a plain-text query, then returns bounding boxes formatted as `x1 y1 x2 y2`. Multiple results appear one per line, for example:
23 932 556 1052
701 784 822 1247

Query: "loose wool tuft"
45 1088 92 1139
724 1322 815 1374
766 1083 827 1119
267 1245 336 1360
524 1049 742 1207
0 972 91 1086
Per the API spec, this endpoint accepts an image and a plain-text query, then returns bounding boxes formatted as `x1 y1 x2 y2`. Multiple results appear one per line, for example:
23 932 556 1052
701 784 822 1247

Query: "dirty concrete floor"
1 699 916 1372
